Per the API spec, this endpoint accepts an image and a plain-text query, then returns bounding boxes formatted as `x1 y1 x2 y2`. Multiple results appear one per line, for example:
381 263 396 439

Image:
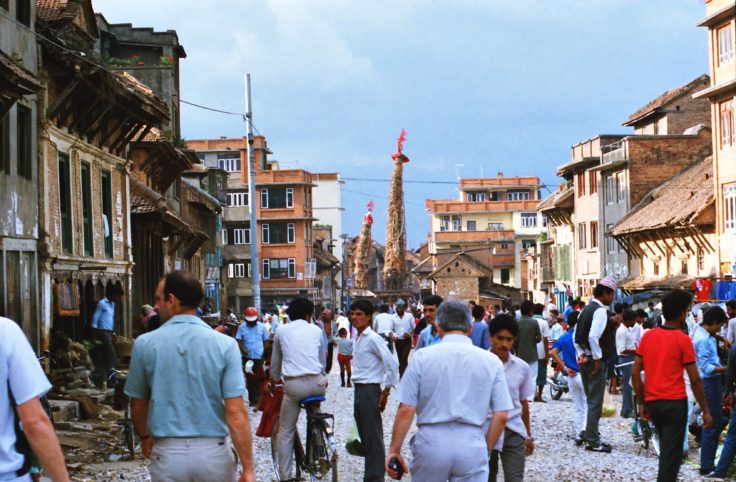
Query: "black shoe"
574 436 585 447
586 442 612 453
704 472 727 480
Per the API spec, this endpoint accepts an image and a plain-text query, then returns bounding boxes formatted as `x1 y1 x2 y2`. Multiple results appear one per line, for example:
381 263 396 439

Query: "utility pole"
245 74 261 313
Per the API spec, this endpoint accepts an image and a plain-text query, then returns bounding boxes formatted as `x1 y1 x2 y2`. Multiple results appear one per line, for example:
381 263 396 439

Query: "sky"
94 0 709 248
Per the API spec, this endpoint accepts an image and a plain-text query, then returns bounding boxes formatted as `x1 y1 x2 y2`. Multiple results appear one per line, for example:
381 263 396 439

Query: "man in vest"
574 276 617 453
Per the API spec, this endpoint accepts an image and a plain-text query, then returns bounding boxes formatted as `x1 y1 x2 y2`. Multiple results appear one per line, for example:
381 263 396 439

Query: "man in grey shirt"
386 300 513 482
515 300 542 398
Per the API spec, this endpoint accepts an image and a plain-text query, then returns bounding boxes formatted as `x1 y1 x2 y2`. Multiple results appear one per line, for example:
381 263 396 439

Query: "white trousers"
410 423 488 482
150 437 235 482
527 361 538 402
568 372 587 436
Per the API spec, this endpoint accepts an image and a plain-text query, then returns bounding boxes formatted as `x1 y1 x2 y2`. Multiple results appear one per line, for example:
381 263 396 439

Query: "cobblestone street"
67 368 705 482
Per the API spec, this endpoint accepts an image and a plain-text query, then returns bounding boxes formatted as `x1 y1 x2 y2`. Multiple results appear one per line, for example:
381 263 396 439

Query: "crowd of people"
4 269 736 481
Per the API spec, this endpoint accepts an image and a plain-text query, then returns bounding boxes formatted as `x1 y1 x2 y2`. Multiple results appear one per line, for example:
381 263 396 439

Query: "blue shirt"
470 321 490 350
562 305 575 322
235 322 270 359
415 325 441 350
397 334 513 427
693 324 721 379
91 298 115 331
552 331 579 372
125 315 245 438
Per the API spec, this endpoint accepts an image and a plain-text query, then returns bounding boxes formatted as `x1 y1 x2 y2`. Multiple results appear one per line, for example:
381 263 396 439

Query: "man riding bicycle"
270 297 327 481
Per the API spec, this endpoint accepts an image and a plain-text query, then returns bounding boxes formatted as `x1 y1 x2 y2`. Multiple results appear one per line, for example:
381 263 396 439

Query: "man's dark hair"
494 304 501 310
648 302 655 308
567 311 579 329
569 298 576 307
513 304 520 311
520 300 534 316
623 309 637 322
471 304 485 320
106 282 124 298
162 271 203 309
614 303 625 314
489 314 518 337
423 295 443 307
703 306 728 326
469 300 477 306
338 327 348 336
661 289 693 321
643 319 656 329
286 297 315 321
726 300 736 310
350 299 375 316
635 308 648 319
533 303 544 316
593 284 614 298
379 304 389 313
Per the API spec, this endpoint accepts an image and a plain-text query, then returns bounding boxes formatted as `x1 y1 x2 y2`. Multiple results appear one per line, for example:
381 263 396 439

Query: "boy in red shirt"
633 289 712 482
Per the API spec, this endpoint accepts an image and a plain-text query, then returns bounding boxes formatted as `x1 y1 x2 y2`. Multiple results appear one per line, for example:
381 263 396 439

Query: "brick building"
694 1 736 276
425 175 544 290
611 157 718 290
36 0 169 344
0 0 43 346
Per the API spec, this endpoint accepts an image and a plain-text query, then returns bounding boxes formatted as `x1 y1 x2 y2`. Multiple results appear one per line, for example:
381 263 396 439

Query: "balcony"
459 177 540 189
601 140 627 164
434 229 515 244
427 199 540 213
256 169 314 186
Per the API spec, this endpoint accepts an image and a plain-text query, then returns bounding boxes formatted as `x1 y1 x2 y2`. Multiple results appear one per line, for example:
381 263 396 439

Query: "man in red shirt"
633 289 712 482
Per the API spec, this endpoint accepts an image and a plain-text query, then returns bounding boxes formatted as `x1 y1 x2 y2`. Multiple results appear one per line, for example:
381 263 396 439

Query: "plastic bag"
345 422 364 456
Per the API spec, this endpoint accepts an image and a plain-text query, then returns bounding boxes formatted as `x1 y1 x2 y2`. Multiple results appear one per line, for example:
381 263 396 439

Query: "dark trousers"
395 338 411 377
489 429 525 482
354 383 385 482
645 399 688 482
379 334 394 353
245 358 264 406
326 342 334 373
618 354 635 417
93 330 117 387
701 376 724 473
580 358 607 446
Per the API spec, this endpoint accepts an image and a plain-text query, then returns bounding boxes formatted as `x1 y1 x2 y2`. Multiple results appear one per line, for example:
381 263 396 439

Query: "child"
336 327 354 387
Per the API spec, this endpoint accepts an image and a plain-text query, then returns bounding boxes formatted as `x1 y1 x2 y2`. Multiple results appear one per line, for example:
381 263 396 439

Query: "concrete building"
536 186 575 307
695 1 736 277
0 0 43 346
36 0 169 345
425 175 545 290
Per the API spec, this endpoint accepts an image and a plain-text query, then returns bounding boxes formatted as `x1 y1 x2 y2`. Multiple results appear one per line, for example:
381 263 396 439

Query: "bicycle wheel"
270 416 302 481
125 422 136 459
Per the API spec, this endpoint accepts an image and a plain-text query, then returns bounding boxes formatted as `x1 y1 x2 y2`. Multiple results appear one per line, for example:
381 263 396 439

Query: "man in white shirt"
350 299 399 481
574 276 617 453
373 304 395 353
533 304 551 403
270 298 327 481
725 300 736 346
390 299 414 377
1 317 70 482
616 310 637 418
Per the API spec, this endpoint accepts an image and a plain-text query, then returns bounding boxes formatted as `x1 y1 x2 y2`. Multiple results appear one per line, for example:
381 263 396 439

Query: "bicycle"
270 392 338 482
625 364 660 457
109 369 138 459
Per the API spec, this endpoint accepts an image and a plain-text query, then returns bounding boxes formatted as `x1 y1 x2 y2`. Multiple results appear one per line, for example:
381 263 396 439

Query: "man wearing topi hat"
574 276 617 453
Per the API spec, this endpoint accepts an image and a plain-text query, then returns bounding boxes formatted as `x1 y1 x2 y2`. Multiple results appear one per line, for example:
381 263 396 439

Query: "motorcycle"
547 360 569 400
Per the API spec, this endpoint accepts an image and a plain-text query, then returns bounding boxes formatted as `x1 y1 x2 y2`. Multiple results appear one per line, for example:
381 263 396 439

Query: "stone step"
49 399 79 422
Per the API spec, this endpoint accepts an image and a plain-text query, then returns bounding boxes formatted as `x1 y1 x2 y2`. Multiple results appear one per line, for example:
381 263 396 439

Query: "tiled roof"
37 0 74 22
624 74 710 126
0 50 41 94
130 192 159 214
611 156 713 236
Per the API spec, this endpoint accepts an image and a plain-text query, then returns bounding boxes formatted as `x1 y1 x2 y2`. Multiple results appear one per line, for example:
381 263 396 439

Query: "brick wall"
666 92 712 135
628 129 712 207
434 275 479 301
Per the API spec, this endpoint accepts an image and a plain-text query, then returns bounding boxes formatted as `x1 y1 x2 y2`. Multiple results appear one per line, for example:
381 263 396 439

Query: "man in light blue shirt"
125 271 255 482
693 306 728 474
236 307 270 406
387 300 512 482
91 284 124 388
